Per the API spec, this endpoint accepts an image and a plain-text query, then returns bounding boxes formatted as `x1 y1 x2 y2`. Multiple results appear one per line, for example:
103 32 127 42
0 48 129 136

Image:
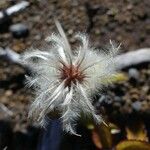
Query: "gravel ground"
0 0 150 149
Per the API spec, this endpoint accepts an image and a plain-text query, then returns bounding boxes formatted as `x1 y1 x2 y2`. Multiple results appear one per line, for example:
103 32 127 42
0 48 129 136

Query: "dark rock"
0 11 12 33
9 23 29 38
107 22 117 31
114 96 122 102
113 102 121 108
114 96 125 106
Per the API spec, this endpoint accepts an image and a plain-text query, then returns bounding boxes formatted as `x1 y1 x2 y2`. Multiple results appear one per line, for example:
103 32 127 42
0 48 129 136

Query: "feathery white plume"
22 21 120 135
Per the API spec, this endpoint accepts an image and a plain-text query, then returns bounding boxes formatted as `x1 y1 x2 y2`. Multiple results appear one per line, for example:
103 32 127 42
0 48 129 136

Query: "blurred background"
0 0 150 150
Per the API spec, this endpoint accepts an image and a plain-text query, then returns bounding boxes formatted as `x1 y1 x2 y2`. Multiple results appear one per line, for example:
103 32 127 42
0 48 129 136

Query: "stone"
128 68 139 81
9 23 29 38
132 101 141 111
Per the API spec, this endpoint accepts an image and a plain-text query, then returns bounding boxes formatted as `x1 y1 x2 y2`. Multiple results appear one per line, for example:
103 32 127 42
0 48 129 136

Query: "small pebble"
5 90 13 97
114 96 122 102
132 101 141 111
113 102 121 108
9 23 29 38
128 68 139 80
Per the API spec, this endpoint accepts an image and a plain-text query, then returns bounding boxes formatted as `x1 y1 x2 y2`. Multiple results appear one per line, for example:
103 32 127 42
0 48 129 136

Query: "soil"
0 0 150 149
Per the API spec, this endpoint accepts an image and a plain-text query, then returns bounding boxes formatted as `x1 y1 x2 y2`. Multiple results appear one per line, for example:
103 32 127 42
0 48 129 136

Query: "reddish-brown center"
60 64 85 87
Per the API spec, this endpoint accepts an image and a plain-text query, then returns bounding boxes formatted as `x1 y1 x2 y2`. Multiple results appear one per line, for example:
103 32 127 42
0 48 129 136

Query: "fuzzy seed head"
60 64 85 87
22 20 120 136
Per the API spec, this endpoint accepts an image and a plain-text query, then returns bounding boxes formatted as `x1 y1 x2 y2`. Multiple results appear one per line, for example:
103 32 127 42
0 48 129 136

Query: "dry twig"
0 47 150 70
